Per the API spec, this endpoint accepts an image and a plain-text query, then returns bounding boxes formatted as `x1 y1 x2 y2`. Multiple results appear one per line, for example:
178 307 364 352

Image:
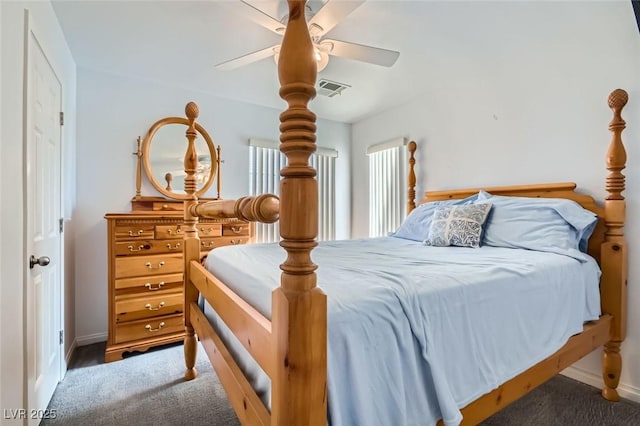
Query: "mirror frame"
141 116 217 200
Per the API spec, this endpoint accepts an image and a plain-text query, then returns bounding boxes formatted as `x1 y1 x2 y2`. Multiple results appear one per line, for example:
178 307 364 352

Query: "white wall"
0 0 4 414
74 68 351 343
1 0 76 420
352 2 640 400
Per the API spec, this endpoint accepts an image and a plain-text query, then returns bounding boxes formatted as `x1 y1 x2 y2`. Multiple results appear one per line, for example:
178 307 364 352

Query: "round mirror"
142 116 217 200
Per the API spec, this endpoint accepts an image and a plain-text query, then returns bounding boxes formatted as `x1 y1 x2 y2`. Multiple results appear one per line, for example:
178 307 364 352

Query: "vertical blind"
249 139 337 243
367 138 407 237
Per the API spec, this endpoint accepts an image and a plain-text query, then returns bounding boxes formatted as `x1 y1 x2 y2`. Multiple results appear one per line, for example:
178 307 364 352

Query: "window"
367 138 407 237
249 139 337 243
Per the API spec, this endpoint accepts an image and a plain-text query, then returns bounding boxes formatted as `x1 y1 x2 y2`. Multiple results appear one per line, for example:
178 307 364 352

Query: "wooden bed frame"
176 1 628 424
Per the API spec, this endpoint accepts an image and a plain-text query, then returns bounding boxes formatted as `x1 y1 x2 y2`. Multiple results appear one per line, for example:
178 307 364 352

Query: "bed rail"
189 302 271 425
189 261 273 376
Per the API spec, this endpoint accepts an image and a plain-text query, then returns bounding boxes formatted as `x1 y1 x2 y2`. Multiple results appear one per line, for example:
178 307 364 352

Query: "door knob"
29 255 50 269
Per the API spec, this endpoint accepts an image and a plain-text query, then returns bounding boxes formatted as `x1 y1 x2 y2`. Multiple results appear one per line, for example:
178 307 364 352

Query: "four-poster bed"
173 1 628 424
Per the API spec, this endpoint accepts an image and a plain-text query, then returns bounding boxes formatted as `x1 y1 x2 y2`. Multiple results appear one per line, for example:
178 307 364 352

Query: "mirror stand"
131 109 222 212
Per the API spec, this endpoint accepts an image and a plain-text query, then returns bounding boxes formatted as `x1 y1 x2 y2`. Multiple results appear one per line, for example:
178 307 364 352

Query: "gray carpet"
45 342 640 425
43 342 240 426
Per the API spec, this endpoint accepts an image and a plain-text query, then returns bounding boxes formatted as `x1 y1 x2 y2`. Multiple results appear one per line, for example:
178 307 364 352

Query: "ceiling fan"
216 0 400 71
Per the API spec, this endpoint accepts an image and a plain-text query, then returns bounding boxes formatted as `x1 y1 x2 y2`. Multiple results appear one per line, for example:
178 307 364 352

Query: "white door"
25 16 63 423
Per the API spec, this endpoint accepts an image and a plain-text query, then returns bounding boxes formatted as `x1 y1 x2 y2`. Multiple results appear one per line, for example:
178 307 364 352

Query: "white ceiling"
50 1 629 124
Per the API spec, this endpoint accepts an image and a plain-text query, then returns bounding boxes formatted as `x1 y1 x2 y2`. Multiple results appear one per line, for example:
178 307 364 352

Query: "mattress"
203 237 601 426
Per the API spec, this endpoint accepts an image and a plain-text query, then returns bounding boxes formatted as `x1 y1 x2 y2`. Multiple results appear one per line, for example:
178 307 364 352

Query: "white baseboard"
76 332 108 346
65 338 77 366
562 366 640 404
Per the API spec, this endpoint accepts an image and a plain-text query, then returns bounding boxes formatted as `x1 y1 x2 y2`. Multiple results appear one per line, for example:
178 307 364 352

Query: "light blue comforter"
204 237 601 425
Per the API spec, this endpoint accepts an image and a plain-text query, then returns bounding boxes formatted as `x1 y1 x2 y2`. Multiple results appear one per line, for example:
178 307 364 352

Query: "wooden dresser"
104 211 251 362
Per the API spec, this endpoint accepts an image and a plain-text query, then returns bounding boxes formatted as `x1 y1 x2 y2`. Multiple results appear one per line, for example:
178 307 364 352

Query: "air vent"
318 79 351 97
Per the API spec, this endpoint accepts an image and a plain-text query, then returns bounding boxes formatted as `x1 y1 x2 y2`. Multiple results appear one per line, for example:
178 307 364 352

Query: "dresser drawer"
114 273 183 293
105 212 254 362
114 225 154 241
218 236 250 247
153 202 183 212
115 291 183 323
197 223 222 237
114 239 183 256
155 224 184 239
200 238 219 251
114 314 183 344
115 254 182 279
222 223 250 236
199 236 249 252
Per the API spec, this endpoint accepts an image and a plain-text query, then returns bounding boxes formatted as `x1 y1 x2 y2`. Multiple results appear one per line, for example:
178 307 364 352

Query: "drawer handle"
145 302 166 311
230 226 243 234
144 282 165 291
145 261 165 269
201 241 215 249
128 230 144 237
127 244 149 252
145 322 165 332
167 228 182 235
166 243 181 250
200 227 215 234
231 239 242 245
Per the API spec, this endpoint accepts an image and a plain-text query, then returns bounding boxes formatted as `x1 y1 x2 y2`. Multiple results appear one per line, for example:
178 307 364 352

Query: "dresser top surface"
104 212 249 224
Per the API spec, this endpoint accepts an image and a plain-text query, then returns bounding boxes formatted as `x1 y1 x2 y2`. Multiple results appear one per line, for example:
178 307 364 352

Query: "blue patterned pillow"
424 203 492 248
390 193 480 242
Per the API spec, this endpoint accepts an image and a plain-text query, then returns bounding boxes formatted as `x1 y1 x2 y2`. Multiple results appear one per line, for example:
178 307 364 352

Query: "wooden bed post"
271 1 327 425
182 101 201 381
600 88 628 402
407 141 417 214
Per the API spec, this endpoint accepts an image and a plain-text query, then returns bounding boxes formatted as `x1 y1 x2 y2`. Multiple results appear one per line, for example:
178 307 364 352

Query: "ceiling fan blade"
308 0 365 35
323 39 400 67
215 45 280 71
236 1 286 34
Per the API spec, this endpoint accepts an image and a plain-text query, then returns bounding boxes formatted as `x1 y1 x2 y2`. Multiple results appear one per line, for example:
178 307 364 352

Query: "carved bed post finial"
407 141 417 214
184 101 200 196
183 101 201 381
601 88 628 402
271 1 327 425
606 89 628 201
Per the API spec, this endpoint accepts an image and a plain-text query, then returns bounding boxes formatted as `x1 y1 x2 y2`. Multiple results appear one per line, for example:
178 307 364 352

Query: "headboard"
419 88 628 269
422 182 605 263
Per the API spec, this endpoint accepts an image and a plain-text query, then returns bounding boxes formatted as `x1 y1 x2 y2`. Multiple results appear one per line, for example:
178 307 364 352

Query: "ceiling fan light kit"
273 43 330 71
216 0 400 71
314 46 330 72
